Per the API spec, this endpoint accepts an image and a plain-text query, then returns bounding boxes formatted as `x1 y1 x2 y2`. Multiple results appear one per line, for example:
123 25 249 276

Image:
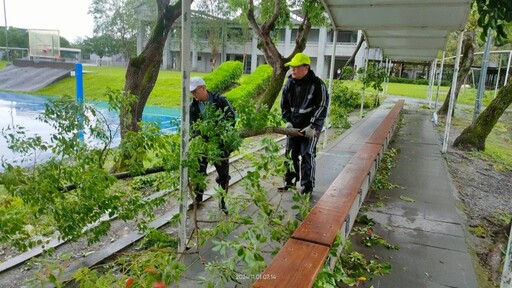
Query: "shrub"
325 80 363 129
329 80 361 110
224 64 273 104
341 66 355 80
388 77 450 86
203 61 243 93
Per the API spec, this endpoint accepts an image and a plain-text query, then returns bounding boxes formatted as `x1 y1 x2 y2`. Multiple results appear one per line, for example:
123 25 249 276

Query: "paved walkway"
355 101 478 288
179 98 478 287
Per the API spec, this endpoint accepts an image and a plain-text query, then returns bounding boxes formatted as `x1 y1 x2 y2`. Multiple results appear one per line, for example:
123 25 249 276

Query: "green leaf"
399 195 415 202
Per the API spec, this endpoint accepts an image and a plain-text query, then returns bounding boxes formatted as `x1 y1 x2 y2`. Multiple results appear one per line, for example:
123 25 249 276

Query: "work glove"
285 122 293 129
301 125 317 139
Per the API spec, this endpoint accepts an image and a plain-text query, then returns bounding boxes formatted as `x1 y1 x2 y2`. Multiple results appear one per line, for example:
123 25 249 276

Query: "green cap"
285 53 311 67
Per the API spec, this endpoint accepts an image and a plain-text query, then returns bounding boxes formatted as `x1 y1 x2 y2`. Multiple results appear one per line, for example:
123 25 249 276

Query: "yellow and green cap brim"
284 53 311 67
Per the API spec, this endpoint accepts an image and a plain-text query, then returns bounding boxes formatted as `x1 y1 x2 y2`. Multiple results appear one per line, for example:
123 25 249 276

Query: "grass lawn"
1 63 498 108
36 66 210 107
342 80 496 107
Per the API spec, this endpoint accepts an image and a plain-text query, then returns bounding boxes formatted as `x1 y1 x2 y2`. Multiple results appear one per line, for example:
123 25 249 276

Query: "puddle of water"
0 92 181 169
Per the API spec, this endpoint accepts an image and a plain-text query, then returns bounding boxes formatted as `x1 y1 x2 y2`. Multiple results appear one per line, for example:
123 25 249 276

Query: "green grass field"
0 63 498 108
36 65 211 107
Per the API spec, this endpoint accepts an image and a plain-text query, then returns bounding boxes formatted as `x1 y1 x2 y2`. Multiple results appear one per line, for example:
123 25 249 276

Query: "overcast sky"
1 0 94 42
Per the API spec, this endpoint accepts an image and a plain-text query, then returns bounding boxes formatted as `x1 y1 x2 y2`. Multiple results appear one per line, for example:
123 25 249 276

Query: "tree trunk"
438 31 475 116
114 0 182 172
259 67 289 110
340 34 364 71
246 0 311 113
453 81 512 151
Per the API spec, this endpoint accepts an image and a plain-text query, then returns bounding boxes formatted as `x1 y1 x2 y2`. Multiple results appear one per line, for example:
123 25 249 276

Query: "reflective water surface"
0 92 180 169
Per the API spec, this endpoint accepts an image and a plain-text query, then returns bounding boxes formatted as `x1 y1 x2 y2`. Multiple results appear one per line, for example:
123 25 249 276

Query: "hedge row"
389 77 451 86
224 64 273 103
203 61 244 93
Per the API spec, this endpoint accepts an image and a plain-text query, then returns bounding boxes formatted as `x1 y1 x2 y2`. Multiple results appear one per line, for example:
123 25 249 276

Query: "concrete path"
356 105 478 288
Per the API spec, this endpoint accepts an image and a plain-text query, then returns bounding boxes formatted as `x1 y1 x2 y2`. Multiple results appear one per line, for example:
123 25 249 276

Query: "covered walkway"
177 97 478 287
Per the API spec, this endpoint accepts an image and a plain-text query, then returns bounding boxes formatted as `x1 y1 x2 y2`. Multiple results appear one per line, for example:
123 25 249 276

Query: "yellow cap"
285 53 311 67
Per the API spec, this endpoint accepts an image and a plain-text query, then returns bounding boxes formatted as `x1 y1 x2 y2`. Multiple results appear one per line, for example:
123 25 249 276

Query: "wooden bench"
252 238 330 288
253 100 404 288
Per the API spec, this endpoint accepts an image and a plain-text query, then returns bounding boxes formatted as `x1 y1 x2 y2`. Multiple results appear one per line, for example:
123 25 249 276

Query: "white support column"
493 53 502 99
284 27 292 56
442 32 464 153
433 51 446 125
316 27 327 78
505 51 512 85
191 51 198 71
359 46 369 118
162 36 171 69
251 34 258 73
323 29 337 149
179 0 192 253
500 224 512 287
137 20 145 55
474 32 492 121
427 60 436 107
385 59 391 96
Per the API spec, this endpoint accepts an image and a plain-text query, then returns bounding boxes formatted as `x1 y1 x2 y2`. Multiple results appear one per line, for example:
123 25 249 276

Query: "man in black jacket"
279 53 329 195
189 77 236 214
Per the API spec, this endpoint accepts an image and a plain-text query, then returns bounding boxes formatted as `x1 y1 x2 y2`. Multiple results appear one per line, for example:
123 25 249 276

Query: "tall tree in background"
452 0 512 150
192 0 237 69
437 30 476 116
228 0 327 111
79 35 120 65
89 0 149 59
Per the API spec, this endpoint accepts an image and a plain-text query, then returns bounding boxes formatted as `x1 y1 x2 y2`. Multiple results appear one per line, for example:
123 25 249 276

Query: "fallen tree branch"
239 126 302 138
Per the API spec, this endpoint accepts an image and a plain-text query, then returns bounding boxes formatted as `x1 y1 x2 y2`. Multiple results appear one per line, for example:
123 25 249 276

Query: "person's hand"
285 122 293 129
301 125 317 138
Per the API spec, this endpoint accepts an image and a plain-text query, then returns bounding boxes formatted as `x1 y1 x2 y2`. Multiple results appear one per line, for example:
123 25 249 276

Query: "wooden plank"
252 239 330 288
292 143 381 246
292 205 345 247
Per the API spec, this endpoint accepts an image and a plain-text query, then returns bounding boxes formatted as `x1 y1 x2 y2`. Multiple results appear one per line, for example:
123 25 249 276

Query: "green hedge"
389 77 451 86
224 64 273 103
203 61 243 93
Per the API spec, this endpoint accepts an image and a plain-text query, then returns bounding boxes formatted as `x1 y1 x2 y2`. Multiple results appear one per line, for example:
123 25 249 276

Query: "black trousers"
195 150 231 201
284 135 319 189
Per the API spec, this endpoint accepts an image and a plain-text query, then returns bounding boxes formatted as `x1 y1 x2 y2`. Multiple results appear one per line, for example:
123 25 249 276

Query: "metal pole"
380 57 388 99
500 224 512 287
359 45 369 118
323 28 337 149
427 59 436 107
473 32 492 121
2 0 9 62
433 51 446 125
75 63 84 141
505 51 512 85
442 32 464 153
179 0 192 253
385 59 391 95
493 54 502 99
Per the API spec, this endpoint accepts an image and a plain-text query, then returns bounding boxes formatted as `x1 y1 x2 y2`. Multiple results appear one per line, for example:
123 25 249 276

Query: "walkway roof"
321 0 472 62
